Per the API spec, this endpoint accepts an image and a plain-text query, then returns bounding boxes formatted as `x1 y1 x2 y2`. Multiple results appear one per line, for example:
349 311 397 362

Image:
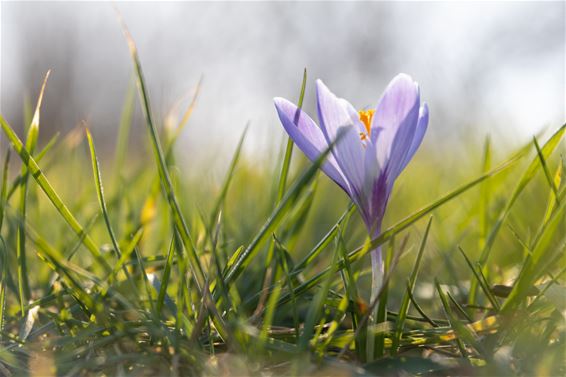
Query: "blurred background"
1 1 564 174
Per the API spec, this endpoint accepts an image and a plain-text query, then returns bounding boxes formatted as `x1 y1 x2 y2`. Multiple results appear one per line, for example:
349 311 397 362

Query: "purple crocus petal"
274 97 351 193
371 74 421 168
398 102 429 173
366 170 389 232
315 79 366 199
362 139 380 202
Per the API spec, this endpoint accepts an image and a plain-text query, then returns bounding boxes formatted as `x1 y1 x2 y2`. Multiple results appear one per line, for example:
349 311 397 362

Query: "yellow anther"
358 109 375 140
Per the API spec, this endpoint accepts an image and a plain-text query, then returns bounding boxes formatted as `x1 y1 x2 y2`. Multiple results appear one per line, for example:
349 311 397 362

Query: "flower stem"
366 226 385 361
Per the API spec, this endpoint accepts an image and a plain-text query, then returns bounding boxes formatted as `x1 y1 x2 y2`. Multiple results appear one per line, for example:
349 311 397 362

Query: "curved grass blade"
292 203 356 275
542 162 562 224
208 127 247 233
470 123 566 303
221 135 340 289
391 216 432 354
0 237 7 339
86 129 123 258
435 279 486 359
0 115 111 273
299 239 340 350
275 238 300 339
446 291 473 323
0 149 9 231
6 131 60 201
337 237 405 359
258 238 285 344
255 69 307 318
406 283 440 327
156 237 176 315
17 70 50 311
111 227 144 279
478 136 491 266
10 210 136 314
277 154 520 308
336 225 365 358
134 246 156 315
86 128 136 294
117 12 206 290
276 68 307 202
533 136 560 205
501 187 566 314
458 247 500 311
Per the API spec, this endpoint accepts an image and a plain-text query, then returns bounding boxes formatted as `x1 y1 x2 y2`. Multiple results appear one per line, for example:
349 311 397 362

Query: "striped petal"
315 79 366 199
371 73 421 171
398 102 429 174
274 97 350 193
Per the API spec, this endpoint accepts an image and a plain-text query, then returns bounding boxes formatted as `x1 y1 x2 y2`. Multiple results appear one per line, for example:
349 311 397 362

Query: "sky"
1 1 564 171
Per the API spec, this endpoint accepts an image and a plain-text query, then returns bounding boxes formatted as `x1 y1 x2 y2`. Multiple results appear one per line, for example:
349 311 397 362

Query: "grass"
0 23 565 377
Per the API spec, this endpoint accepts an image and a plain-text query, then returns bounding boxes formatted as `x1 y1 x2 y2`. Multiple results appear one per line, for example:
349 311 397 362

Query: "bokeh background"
1 1 564 174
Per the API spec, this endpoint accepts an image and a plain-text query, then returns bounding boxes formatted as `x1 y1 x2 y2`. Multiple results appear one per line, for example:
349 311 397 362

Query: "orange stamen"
358 109 375 141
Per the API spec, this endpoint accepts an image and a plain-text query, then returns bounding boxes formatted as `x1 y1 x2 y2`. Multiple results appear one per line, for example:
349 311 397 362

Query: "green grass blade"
501 189 566 313
478 136 491 262
435 281 468 358
435 279 485 358
111 227 144 279
274 238 300 340
24 70 50 153
405 282 440 327
276 153 520 308
337 238 405 359
259 240 284 343
134 246 156 315
0 237 7 340
221 137 339 289
0 115 111 273
16 71 50 311
156 237 176 315
392 216 432 354
533 136 560 205
292 203 356 274
372 237 397 359
446 291 473 323
118 15 206 290
299 239 340 350
208 127 247 232
542 162 562 224
0 149 9 231
29 234 96 316
529 185 566 252
86 129 123 258
209 225 236 317
276 68 307 202
6 132 60 201
470 124 566 303
336 227 365 358
458 247 500 310
255 69 307 321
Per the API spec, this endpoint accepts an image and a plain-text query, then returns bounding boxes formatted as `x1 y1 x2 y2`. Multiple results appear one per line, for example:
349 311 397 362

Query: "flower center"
358 109 375 141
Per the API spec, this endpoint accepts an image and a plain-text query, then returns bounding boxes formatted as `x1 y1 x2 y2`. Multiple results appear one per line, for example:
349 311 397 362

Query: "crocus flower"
274 73 428 297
